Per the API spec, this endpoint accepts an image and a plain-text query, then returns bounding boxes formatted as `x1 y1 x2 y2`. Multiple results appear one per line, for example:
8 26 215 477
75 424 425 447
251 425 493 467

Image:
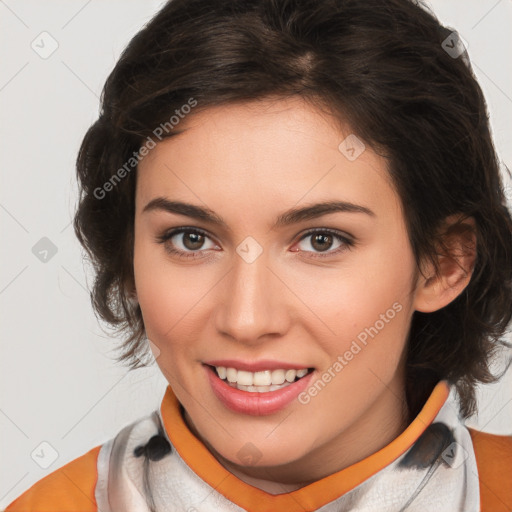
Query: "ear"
414 215 477 313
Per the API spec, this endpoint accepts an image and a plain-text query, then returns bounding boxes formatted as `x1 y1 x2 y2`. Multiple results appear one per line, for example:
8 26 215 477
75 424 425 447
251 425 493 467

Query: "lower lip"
205 365 314 416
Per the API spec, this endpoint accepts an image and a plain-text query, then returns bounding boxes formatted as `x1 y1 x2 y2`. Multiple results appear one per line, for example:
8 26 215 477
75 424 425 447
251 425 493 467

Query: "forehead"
135 97 400 223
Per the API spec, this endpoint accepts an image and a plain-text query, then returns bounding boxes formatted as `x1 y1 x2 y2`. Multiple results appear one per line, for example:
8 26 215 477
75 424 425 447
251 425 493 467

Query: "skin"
133 96 475 494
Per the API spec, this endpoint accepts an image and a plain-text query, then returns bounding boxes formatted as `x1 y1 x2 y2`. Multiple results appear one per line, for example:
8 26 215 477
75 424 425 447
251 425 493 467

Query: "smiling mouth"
205 364 314 393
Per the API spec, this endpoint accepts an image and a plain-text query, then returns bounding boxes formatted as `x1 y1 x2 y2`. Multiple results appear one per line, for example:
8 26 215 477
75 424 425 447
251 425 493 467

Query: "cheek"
305 239 415 371
133 237 199 349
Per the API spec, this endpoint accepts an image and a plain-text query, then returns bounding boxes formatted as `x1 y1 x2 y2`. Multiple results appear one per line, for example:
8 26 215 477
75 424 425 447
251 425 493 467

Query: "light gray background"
1 0 511 507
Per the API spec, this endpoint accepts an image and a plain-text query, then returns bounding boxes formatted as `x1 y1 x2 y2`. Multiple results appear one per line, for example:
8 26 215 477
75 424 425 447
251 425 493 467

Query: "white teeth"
213 365 310 388
271 369 285 385
228 381 292 393
226 367 237 383
237 370 253 386
285 369 297 382
269 383 287 391
253 370 272 386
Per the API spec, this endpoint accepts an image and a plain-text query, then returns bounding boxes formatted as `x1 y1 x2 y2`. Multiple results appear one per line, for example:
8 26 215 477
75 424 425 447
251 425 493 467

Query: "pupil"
184 232 204 250
312 233 332 252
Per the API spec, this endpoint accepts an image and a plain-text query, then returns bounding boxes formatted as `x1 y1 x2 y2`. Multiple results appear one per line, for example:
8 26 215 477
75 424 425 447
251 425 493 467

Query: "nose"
213 248 290 345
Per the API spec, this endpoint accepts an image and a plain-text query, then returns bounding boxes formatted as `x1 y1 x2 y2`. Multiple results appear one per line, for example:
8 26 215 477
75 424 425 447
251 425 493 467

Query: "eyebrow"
142 197 375 230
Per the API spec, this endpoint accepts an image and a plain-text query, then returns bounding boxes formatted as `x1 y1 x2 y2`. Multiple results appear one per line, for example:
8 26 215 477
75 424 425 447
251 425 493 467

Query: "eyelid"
156 226 219 248
158 225 213 241
297 227 354 244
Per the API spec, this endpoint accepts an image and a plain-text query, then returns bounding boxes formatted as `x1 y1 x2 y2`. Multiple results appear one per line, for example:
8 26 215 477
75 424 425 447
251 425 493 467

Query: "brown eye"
310 233 334 252
182 231 206 250
295 229 354 258
156 227 218 259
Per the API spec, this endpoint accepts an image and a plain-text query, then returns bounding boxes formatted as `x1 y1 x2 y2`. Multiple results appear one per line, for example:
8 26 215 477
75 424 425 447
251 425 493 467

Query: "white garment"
95 386 480 512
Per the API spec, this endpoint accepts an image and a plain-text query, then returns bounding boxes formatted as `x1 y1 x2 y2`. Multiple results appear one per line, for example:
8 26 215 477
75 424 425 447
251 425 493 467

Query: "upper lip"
203 359 311 372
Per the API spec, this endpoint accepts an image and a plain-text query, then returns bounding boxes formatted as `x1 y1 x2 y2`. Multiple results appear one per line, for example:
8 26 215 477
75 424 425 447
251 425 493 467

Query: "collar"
159 380 450 512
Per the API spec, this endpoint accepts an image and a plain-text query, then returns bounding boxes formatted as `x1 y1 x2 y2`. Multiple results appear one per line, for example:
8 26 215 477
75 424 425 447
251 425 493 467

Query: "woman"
7 0 512 510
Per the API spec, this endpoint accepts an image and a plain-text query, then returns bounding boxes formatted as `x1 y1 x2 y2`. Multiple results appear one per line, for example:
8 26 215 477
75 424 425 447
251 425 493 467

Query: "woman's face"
134 96 420 481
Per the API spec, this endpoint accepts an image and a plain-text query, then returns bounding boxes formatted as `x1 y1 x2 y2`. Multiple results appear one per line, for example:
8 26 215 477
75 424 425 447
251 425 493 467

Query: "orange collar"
160 381 450 512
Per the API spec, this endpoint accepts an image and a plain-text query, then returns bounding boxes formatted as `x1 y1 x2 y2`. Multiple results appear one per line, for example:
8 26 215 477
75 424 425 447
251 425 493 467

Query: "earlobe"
414 216 477 313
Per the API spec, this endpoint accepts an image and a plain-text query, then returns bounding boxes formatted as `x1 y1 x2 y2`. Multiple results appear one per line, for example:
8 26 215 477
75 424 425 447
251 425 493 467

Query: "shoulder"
5 444 102 512
468 427 512 512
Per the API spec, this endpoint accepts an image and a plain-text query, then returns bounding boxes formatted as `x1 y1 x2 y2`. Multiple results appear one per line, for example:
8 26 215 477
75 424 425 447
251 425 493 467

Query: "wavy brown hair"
74 0 512 419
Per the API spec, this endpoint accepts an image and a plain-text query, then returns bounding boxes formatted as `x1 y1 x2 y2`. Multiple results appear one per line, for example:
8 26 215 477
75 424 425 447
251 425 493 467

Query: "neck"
183 373 410 495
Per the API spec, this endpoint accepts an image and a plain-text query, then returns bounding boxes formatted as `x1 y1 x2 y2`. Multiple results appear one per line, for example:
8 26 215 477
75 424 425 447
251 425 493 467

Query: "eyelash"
156 227 355 260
